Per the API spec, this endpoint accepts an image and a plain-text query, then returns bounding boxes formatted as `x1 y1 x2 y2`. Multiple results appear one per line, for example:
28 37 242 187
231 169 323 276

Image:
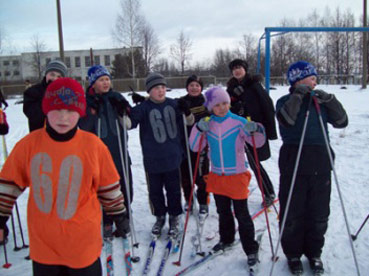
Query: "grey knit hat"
45 60 68 77
145 72 167 93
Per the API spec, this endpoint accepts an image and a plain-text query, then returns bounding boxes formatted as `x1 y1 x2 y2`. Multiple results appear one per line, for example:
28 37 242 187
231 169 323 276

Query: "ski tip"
173 261 181 266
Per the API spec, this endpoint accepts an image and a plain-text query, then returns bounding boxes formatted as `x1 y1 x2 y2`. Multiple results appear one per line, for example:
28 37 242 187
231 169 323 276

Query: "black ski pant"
146 168 183 217
103 167 133 225
213 194 258 256
245 148 275 199
33 257 101 276
279 173 331 259
180 150 209 205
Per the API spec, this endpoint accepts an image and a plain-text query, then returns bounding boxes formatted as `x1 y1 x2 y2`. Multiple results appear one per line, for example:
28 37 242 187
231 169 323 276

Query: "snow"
1 85 368 276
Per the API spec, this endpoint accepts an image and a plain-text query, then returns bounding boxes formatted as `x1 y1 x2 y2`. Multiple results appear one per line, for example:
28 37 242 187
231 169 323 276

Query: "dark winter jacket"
276 86 348 175
178 94 209 134
79 88 132 176
227 74 277 161
129 97 184 174
23 77 48 132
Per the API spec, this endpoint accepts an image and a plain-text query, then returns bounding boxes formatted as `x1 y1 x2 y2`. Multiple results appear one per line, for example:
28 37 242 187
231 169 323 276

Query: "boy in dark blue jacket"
79 65 132 238
129 73 194 238
276 61 348 275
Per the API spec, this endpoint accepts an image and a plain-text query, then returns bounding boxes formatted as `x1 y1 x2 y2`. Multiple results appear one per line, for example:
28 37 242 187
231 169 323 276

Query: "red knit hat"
42 78 86 117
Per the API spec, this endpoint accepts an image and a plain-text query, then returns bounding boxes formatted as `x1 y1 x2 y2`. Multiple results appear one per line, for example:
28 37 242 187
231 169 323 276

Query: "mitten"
112 211 130 238
109 97 130 117
314 89 333 104
233 85 244 96
177 98 191 116
244 121 258 133
87 94 103 113
196 117 210 132
294 84 312 99
132 92 146 104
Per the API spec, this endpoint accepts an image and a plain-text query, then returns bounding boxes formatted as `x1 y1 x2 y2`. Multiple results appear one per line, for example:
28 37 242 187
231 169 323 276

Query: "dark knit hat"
87 65 111 87
287 61 317 86
229 59 248 72
145 72 167 93
186 75 203 91
45 60 68 77
42 78 86 117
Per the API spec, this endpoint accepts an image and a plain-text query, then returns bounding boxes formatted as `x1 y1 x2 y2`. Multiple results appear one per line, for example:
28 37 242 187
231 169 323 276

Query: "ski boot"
211 241 234 253
309 257 324 275
168 215 181 238
263 193 276 207
247 252 259 274
184 201 193 214
199 204 209 222
287 257 303 275
151 215 165 237
103 223 113 240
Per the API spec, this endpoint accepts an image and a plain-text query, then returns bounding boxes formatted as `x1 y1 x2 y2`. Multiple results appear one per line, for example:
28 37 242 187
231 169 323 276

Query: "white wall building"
0 47 133 82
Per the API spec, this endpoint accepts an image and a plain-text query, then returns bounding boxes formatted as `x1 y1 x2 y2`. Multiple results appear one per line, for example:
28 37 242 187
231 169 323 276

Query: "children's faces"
47 109 80 134
93 75 111 94
45 71 63 83
149 85 166 102
213 102 230 117
296 75 317 90
232 65 246 81
187 81 202 96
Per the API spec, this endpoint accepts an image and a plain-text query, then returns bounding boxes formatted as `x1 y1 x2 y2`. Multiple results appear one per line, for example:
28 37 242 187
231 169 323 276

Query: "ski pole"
269 93 314 276
15 203 28 249
173 132 205 266
1 238 11 268
10 213 20 251
247 118 275 260
244 144 279 216
351 214 369 241
181 114 204 254
115 118 140 263
312 96 360 276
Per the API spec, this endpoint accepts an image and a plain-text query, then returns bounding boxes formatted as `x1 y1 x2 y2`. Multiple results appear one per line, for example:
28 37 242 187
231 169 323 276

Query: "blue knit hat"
87 65 111 87
287 61 317 86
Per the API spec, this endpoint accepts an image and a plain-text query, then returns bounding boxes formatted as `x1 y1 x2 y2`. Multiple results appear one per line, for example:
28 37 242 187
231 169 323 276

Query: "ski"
122 237 132 276
248 228 266 275
104 238 114 276
142 235 159 276
156 238 173 276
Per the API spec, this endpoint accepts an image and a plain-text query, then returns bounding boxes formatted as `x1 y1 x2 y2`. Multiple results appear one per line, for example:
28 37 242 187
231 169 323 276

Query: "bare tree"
113 0 144 79
170 30 192 75
140 19 161 75
30 34 47 79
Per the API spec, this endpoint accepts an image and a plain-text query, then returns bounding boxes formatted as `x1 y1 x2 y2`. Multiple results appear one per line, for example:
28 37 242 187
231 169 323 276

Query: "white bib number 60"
31 153 83 220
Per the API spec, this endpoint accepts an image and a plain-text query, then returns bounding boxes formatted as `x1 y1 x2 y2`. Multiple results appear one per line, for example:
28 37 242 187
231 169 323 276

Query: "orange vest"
0 129 119 268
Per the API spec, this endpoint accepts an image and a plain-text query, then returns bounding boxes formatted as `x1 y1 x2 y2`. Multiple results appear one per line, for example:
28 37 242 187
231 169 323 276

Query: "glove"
244 121 258 133
314 89 333 104
230 101 245 116
112 211 130 238
87 94 103 113
132 92 146 104
177 98 191 116
109 97 130 117
196 117 210 132
294 84 312 98
233 85 244 96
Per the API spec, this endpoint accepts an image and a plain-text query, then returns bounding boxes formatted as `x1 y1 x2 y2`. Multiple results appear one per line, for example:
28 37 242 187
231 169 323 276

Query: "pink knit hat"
203 86 231 111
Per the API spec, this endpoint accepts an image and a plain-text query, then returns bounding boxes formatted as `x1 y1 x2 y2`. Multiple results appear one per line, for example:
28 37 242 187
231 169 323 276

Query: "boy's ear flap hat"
203 86 230 111
145 72 167 93
229 59 248 72
45 60 68 77
87 65 111 87
186 75 204 91
287 60 317 86
42 77 86 117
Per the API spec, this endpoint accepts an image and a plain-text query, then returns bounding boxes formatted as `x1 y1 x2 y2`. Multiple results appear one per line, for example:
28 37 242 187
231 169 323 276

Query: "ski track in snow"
0 85 368 276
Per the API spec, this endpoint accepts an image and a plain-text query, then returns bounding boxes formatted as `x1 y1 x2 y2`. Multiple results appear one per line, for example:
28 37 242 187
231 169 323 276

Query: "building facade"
0 47 133 82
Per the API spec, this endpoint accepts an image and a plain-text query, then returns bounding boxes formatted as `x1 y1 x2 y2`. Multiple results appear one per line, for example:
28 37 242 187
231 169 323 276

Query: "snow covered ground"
1 85 368 276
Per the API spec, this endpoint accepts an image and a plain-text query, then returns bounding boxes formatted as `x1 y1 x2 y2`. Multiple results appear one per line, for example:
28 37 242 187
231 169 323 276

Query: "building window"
94 55 100 65
75 57 81 68
5 71 10 76
3 60 9 66
104 55 110 66
65 57 71 68
13 70 20 76
45 58 51 66
12 60 19 66
85 56 91 67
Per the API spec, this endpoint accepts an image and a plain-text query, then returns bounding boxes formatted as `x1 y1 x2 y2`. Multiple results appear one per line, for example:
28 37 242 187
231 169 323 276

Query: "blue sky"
0 0 364 63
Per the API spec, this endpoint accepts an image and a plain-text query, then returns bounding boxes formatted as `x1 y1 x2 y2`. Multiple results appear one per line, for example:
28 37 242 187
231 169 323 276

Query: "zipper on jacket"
218 125 224 174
